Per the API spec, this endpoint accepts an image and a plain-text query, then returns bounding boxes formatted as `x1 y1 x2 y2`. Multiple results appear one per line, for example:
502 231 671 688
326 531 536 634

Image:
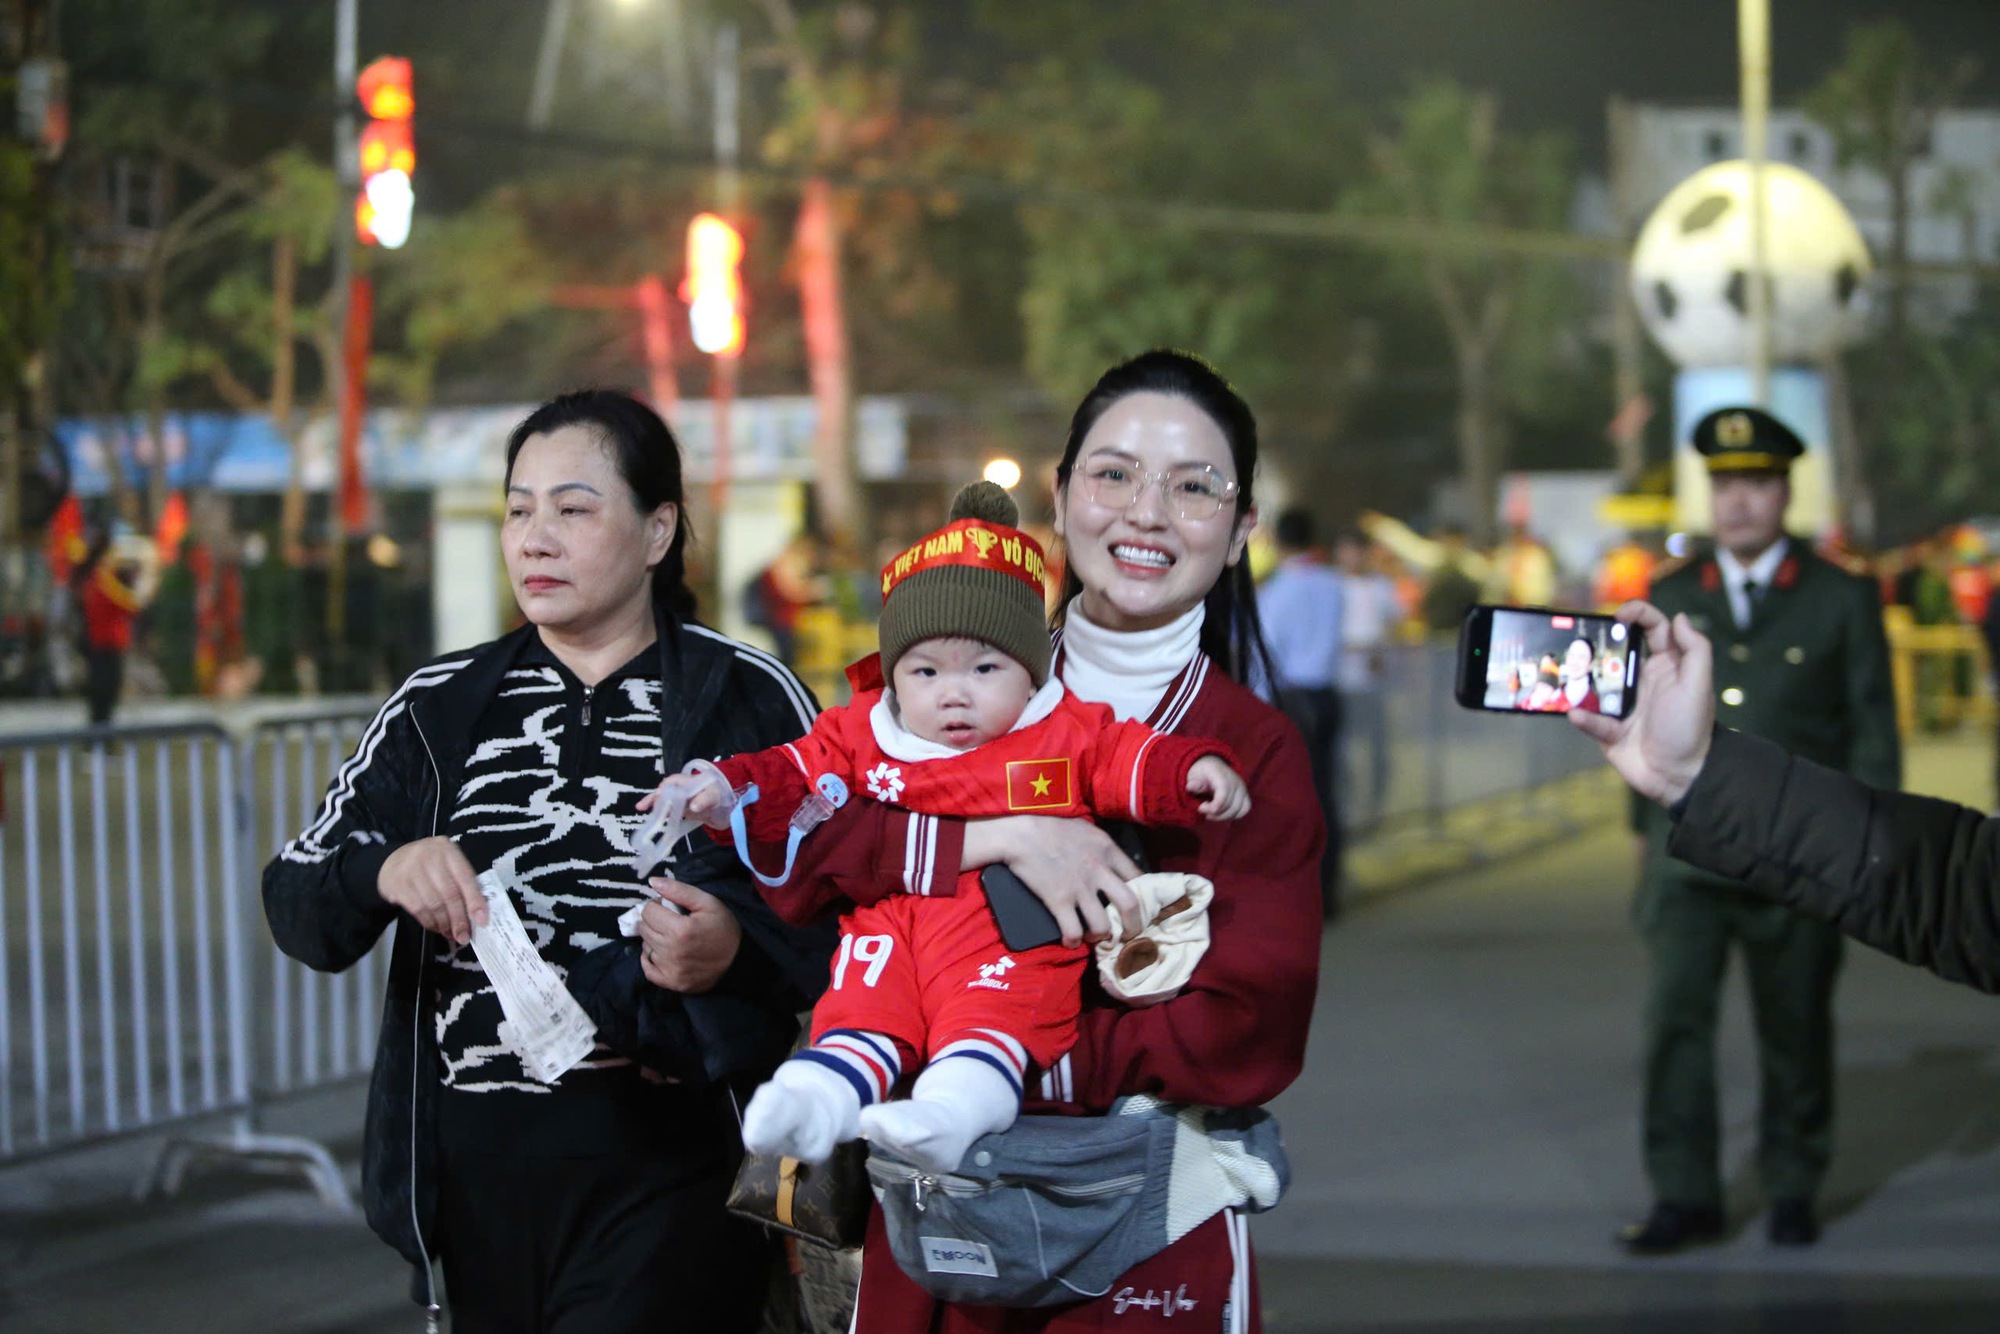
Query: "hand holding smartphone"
982 864 1065 952
980 822 1153 952
1456 604 1642 720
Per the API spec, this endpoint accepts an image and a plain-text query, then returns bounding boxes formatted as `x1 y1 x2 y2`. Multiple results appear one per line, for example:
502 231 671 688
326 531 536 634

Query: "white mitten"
1094 872 1214 1005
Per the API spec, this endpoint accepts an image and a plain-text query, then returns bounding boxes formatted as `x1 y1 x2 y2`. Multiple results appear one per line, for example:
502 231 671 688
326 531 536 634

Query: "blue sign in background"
55 398 910 496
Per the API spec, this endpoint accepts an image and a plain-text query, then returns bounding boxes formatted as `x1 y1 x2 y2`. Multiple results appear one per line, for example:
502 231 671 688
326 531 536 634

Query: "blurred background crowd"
0 0 1995 752
15 502 2000 751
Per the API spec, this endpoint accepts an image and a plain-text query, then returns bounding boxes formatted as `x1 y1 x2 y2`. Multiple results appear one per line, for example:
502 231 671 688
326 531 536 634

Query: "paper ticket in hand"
471 869 598 1084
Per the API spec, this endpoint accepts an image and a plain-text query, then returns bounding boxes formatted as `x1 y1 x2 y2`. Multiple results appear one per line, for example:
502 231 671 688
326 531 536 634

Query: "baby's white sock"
858 1053 1021 1173
740 1058 861 1164
741 1029 903 1164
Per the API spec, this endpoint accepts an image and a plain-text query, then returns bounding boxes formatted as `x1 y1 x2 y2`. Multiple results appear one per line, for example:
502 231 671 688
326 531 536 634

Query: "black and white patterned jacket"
261 609 833 1295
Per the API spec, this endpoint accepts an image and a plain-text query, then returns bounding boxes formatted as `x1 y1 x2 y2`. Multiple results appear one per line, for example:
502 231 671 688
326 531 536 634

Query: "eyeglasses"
1077 461 1240 521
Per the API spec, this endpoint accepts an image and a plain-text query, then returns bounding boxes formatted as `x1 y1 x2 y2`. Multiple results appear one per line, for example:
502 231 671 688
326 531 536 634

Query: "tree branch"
155 173 256 263
205 359 264 413
172 208 253 260
149 126 260 194
1369 135 1479 346
750 0 821 95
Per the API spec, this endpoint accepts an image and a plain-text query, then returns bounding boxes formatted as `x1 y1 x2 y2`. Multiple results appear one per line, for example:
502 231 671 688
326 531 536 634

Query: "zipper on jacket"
409 708 443 1329
566 679 598 783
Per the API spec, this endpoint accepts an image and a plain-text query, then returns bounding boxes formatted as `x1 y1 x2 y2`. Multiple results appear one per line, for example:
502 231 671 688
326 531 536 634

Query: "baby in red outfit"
651 483 1247 1173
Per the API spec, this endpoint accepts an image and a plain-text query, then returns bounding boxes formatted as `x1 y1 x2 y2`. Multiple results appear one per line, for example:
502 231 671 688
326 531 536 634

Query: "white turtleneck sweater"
1058 599 1205 723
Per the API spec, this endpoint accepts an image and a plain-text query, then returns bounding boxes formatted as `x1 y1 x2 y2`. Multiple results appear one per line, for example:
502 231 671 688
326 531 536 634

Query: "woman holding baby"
784 349 1325 1332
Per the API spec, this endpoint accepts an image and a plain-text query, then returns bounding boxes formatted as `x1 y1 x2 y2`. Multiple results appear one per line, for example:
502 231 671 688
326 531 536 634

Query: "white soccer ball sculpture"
1630 160 1873 369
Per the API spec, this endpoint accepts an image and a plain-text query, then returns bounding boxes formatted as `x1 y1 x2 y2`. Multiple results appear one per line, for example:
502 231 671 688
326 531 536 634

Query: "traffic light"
354 56 414 249
682 213 745 357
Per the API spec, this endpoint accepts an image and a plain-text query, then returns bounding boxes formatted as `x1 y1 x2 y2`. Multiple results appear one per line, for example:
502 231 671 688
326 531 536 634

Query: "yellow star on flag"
1005 757 1072 810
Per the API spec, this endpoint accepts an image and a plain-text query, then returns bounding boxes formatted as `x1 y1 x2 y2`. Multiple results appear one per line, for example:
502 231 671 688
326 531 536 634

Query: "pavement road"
1257 807 2000 1332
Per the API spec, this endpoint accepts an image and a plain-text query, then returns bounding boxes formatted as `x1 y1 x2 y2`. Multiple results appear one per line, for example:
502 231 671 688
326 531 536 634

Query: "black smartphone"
980 825 1150 953
1456 604 1642 720
981 864 1064 952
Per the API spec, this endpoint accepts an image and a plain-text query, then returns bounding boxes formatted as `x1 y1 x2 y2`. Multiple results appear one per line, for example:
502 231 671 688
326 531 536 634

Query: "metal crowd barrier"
1883 606 1995 738
243 710 382 1104
1364 639 1607 831
0 707 383 1207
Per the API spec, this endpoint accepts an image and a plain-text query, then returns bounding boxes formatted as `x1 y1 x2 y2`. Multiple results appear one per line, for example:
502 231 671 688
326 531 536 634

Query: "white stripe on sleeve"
287 659 471 859
684 623 817 727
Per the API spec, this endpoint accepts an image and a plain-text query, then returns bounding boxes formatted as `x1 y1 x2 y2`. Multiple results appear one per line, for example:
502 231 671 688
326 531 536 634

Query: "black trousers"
83 648 124 726
438 1145 774 1334
1638 879 1843 1206
1276 685 1344 916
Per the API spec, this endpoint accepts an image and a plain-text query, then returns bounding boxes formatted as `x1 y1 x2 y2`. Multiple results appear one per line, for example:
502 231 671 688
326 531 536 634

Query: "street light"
527 0 661 131
1739 0 1772 406
983 458 1023 490
683 212 745 357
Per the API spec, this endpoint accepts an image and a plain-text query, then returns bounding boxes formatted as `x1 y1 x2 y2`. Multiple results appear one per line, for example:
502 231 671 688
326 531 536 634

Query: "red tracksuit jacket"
784 652 1325 1333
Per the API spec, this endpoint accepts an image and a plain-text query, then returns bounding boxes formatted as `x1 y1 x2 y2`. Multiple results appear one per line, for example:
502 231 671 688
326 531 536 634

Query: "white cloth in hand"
1093 872 1214 1006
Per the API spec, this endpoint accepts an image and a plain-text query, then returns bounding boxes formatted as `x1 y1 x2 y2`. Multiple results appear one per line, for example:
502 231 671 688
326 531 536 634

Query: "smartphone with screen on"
1456 604 1642 720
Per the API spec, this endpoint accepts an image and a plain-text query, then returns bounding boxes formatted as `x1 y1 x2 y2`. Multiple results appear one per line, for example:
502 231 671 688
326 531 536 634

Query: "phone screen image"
1464 606 1640 720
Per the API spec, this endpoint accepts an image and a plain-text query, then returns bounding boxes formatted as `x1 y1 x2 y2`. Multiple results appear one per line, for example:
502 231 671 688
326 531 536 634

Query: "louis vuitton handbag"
727 1137 872 1250
728 1031 873 1250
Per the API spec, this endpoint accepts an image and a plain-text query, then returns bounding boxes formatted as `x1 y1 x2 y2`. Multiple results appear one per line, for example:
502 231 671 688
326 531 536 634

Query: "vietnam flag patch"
1005 758 1073 812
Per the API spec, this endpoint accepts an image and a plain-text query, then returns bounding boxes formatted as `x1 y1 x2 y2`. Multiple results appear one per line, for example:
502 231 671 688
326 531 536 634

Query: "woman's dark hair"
504 389 696 620
1051 349 1276 686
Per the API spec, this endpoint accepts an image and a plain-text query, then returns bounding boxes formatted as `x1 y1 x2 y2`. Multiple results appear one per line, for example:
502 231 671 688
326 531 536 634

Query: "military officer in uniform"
1619 406 1900 1254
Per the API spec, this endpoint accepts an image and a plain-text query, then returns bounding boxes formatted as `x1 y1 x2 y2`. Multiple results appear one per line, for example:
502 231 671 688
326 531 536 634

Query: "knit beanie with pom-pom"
877 481 1051 686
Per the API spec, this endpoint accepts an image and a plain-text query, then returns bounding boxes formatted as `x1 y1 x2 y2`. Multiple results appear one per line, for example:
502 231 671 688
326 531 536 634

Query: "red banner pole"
338 273 374 536
795 177 853 540
711 354 734 521
636 274 679 422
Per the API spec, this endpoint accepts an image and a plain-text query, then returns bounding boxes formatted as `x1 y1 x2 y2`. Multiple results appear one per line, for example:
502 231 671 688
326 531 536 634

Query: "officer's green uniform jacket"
1634 541 1902 892
1629 538 1900 1205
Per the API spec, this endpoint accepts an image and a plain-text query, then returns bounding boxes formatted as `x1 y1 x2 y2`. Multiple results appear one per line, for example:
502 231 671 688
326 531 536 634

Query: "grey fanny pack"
866 1096 1289 1307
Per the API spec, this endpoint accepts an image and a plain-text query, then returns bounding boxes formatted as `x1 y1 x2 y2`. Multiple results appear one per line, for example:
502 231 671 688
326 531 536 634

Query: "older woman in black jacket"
263 390 833 1334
